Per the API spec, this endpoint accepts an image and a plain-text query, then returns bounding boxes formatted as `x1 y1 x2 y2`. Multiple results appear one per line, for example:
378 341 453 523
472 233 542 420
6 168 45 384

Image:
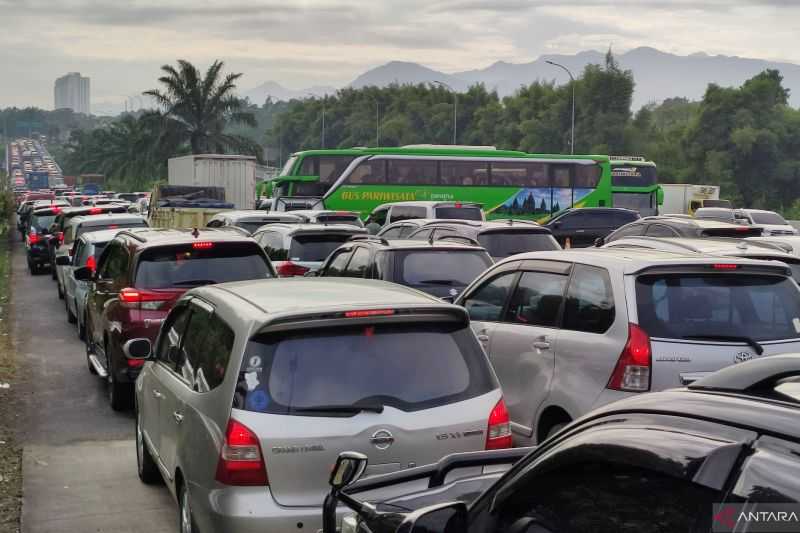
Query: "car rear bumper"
190 483 351 533
27 245 50 262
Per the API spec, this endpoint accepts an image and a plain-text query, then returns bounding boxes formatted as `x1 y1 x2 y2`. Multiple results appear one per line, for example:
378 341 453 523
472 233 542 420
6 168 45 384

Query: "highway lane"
10 237 173 533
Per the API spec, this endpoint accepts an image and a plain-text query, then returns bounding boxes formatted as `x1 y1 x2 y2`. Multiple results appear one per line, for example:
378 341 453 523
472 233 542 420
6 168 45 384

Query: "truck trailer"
659 184 732 215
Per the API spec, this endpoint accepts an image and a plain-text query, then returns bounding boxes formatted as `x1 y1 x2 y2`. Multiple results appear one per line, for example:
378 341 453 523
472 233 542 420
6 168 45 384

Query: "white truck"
167 154 257 210
659 184 732 215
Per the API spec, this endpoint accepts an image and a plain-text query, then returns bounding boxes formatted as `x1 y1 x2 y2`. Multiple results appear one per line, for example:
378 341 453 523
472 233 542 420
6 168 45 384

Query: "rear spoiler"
346 447 533 495
631 262 792 278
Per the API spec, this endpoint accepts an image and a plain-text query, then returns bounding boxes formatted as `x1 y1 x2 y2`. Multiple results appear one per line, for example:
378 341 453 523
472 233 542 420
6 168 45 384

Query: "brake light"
455 202 463 208
57 231 64 245
192 241 214 249
607 324 651 392
28 231 40 245
89 207 102 214
86 255 96 274
52 207 61 214
275 261 310 277
119 287 170 310
736 226 749 232
126 358 145 368
215 420 268 486
486 398 513 450
712 263 738 270
344 309 395 318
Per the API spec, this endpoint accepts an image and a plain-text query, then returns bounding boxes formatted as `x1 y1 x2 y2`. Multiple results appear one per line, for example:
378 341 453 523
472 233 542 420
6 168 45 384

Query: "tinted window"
387 159 438 185
322 249 352 276
563 265 614 333
389 206 427 223
235 323 495 414
611 164 657 186
182 305 235 392
379 226 406 239
646 224 679 237
76 221 147 239
299 155 356 184
345 160 386 184
441 161 488 186
343 247 371 277
635 274 800 341
288 234 355 262
607 223 646 241
506 271 567 327
551 165 571 188
134 242 272 288
399 250 492 287
701 226 763 238
156 305 192 371
314 215 364 227
574 164 602 188
98 242 129 281
463 273 516 322
490 162 548 187
435 207 483 221
613 192 656 216
750 212 788 225
478 231 559 258
496 462 716 532
30 214 56 232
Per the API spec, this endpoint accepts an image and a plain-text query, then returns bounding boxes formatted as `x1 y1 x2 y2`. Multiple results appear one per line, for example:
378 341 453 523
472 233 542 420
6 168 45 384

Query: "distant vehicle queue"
11 144 800 533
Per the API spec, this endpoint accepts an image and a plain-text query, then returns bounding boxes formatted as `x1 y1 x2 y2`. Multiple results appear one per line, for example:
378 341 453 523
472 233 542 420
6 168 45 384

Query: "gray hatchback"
133 278 508 532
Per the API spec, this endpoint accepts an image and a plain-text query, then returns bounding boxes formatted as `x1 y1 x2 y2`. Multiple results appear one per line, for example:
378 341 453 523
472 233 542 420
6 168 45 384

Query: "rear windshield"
399 250 492 287
134 242 273 288
116 194 139 203
234 323 495 415
236 220 275 234
635 273 800 341
289 234 355 262
74 221 148 241
750 212 788 225
316 215 364 227
701 227 763 238
30 214 56 232
435 207 483 221
478 231 559 258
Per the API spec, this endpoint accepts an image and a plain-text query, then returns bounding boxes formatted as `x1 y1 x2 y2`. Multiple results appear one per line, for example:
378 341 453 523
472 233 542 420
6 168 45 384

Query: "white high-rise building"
54 72 90 115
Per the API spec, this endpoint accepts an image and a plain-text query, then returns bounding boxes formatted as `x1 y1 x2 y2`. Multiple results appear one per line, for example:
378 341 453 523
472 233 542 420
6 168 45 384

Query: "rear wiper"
292 404 385 415
682 335 764 355
171 279 217 286
417 279 456 285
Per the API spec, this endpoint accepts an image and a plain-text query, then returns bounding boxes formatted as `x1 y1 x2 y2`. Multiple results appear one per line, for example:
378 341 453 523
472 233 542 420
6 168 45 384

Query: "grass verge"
0 230 19 533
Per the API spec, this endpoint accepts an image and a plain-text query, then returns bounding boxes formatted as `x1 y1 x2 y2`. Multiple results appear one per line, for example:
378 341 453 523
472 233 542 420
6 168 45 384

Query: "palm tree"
144 60 261 156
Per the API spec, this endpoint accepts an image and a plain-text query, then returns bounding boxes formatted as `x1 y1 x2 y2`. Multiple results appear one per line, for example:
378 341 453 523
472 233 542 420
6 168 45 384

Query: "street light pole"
433 81 457 144
545 60 575 155
376 99 380 147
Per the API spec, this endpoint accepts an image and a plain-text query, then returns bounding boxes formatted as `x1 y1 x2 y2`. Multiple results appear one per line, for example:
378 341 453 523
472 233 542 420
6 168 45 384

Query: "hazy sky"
2 0 800 111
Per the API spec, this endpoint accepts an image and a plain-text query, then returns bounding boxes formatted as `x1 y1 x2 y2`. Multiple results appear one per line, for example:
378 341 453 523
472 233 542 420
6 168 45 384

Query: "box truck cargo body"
167 154 256 210
659 184 730 215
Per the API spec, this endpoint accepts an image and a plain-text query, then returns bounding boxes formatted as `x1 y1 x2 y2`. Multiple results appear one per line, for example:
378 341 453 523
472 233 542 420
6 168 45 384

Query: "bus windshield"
611 165 657 187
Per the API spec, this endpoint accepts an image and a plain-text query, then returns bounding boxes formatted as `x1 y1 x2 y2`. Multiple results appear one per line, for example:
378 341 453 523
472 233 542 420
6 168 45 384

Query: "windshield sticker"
245 389 269 412
244 371 260 391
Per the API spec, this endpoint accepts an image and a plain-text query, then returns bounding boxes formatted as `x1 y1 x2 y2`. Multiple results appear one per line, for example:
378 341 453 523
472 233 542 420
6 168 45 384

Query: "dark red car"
76 228 275 410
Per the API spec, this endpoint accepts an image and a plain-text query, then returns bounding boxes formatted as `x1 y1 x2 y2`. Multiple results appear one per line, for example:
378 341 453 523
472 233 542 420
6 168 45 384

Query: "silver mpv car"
133 278 509 532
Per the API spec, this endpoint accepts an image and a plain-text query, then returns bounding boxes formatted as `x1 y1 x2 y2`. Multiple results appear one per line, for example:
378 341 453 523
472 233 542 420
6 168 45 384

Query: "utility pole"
433 81 457 144
545 60 576 154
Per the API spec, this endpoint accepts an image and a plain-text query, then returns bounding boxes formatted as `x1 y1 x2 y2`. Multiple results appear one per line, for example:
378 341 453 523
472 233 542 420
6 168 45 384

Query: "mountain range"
243 47 800 109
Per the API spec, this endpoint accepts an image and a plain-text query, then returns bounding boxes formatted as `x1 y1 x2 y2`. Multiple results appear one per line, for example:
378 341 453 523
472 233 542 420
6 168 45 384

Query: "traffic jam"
13 147 800 533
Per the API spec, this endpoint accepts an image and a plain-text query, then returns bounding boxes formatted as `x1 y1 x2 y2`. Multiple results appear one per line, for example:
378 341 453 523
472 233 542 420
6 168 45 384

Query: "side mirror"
329 452 368 490
123 338 152 360
73 266 93 281
55 255 71 266
398 502 468 533
594 237 605 247
552 221 561 229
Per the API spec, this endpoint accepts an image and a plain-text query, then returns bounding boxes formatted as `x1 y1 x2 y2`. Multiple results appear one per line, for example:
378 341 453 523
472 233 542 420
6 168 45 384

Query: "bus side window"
347 160 386 184
387 159 438 185
574 164 602 188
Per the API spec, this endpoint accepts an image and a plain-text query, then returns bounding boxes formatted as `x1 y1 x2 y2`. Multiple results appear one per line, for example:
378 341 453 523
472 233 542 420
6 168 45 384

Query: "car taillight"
215 419 268 486
486 398 513 450
57 231 64 245
344 309 394 318
126 358 145 368
86 255 96 274
119 287 170 310
89 207 102 214
275 261 309 277
607 323 652 392
28 231 40 245
192 241 214 250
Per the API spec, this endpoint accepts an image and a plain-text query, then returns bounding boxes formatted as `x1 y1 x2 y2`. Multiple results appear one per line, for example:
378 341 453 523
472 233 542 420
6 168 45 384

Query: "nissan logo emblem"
370 429 394 450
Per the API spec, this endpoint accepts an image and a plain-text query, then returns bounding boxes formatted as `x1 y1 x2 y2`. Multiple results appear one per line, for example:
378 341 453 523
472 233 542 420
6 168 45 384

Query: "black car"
316 235 493 299
25 205 62 274
544 207 640 247
406 219 560 260
323 354 800 533
602 215 764 245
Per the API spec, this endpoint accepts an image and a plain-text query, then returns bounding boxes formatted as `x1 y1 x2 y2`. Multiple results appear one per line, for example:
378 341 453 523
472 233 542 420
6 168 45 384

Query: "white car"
737 209 798 236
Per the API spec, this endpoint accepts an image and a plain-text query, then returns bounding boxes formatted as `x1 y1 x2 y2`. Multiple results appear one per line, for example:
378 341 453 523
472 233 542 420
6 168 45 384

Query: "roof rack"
349 234 389 245
434 235 481 247
118 229 147 243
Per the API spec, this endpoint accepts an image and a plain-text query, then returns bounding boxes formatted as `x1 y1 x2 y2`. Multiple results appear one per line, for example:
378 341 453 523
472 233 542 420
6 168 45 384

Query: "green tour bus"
609 155 660 217
264 145 659 221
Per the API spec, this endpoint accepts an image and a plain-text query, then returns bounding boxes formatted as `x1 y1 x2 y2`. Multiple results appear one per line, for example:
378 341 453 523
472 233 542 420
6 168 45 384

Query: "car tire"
50 259 57 280
136 410 162 485
57 279 64 300
179 483 198 533
107 346 132 411
546 422 568 440
66 298 77 324
78 312 87 341
28 261 37 275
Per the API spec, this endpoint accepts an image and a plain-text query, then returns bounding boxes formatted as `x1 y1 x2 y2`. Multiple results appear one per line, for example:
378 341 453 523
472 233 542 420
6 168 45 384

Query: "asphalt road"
10 237 173 533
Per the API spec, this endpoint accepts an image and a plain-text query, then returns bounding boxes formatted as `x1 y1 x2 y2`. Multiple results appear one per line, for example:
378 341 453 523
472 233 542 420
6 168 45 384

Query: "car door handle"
533 341 550 349
152 389 164 399
477 334 490 342
172 411 184 424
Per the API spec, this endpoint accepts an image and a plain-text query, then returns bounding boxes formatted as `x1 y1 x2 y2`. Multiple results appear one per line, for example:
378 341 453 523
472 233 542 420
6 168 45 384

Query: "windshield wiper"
292 404 385 415
171 279 217 286
682 335 764 355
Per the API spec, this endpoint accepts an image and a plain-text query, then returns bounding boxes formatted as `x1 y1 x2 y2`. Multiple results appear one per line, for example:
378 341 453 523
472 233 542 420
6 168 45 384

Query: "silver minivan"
456 248 800 445
134 278 509 532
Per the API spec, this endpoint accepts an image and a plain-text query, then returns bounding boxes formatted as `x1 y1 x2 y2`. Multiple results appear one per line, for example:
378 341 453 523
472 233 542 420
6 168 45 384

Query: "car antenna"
428 232 435 246
192 227 200 239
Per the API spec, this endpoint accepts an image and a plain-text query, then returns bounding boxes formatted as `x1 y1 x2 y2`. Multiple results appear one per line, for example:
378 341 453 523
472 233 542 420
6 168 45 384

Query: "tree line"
3 52 800 213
